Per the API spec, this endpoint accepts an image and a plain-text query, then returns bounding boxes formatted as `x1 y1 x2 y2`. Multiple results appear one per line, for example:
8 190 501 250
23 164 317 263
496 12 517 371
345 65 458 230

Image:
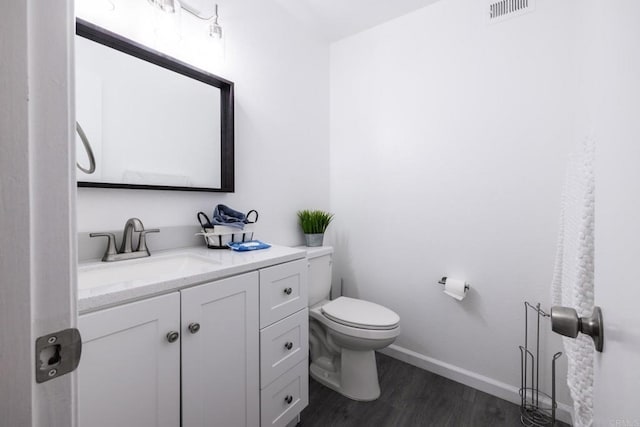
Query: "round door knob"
166 331 180 343
284 342 293 350
283 287 293 295
188 323 201 334
284 395 293 405
551 306 604 352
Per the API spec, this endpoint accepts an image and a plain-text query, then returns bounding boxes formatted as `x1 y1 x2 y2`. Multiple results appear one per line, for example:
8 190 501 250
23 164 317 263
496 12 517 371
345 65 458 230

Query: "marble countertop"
78 245 307 314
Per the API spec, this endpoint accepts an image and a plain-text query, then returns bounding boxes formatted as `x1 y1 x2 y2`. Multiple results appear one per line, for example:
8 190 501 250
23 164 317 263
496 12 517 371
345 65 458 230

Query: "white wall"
75 0 330 247
329 0 580 410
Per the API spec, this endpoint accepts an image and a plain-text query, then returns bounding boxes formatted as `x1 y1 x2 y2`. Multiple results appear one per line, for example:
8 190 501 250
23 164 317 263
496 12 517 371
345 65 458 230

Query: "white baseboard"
379 344 573 425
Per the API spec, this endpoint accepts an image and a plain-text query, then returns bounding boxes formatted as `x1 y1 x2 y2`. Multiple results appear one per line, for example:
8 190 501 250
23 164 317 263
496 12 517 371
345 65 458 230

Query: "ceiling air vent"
488 0 535 23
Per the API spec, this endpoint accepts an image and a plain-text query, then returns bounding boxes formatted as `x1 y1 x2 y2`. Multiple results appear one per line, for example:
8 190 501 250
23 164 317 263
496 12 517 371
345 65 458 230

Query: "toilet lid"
321 297 400 330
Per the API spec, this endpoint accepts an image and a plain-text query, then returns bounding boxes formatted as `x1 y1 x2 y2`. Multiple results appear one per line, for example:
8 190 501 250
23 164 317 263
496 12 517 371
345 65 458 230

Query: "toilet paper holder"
437 276 470 292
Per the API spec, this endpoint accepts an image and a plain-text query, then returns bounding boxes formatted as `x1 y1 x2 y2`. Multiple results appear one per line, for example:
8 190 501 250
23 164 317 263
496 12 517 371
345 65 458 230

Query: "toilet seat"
309 304 400 341
321 297 400 330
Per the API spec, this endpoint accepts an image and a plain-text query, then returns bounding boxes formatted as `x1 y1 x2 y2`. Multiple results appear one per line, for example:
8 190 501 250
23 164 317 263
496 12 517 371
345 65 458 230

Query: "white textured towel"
551 138 595 427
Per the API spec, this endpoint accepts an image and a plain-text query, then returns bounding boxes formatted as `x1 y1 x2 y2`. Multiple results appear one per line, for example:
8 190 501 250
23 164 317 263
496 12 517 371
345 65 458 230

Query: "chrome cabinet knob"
284 342 293 350
166 331 180 343
283 287 293 295
550 306 604 352
188 323 201 334
284 395 293 405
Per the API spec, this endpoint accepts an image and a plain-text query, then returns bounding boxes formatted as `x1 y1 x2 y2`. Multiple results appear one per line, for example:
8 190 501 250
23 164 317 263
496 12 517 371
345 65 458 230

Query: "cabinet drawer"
260 308 308 388
260 358 309 427
259 259 308 328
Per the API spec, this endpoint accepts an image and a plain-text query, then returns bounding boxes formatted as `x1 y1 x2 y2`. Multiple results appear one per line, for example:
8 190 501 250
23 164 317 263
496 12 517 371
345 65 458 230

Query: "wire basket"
197 210 258 249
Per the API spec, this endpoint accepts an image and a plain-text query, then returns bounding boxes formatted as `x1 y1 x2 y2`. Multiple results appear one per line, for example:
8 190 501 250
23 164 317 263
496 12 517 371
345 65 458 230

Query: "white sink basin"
78 253 220 291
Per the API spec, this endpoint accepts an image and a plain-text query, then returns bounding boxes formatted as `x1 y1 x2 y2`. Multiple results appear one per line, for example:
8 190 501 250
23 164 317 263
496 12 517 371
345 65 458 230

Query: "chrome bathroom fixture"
550 306 604 352
208 4 222 39
148 0 223 39
90 218 160 262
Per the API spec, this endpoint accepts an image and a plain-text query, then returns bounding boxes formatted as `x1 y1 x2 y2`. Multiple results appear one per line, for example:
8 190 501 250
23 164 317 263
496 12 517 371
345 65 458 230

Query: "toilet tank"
305 246 333 306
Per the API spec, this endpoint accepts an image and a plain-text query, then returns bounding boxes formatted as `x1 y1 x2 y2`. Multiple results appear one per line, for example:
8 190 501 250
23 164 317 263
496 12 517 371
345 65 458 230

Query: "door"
181 272 260 427
0 2 76 426
77 293 181 427
592 1 640 423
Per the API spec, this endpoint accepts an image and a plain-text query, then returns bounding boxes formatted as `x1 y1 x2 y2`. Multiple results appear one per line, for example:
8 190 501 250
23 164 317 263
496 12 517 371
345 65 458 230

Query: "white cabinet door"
181 272 260 427
78 293 181 427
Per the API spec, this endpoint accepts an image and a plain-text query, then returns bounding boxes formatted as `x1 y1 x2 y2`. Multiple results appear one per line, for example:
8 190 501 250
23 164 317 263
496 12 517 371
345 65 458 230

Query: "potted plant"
297 209 334 247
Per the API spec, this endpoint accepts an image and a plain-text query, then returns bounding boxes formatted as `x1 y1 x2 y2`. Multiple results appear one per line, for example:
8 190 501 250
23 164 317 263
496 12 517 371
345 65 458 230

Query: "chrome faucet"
120 218 144 253
90 218 160 262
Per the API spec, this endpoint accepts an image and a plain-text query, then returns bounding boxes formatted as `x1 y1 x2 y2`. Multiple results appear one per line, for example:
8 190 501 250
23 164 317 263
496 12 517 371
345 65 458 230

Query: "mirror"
75 19 234 192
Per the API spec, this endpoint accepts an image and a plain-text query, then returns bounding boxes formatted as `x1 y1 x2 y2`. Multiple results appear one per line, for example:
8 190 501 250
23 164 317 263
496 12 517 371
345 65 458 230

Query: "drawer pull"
166 331 180 343
284 341 293 350
188 323 201 334
283 287 293 295
284 395 293 405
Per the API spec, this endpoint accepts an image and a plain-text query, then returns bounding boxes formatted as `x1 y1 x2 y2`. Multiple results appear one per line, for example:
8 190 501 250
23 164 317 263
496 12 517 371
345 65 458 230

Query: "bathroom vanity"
76 246 308 427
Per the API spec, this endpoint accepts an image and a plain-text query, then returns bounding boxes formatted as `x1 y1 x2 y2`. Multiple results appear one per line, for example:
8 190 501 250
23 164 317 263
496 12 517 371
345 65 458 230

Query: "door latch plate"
35 328 82 383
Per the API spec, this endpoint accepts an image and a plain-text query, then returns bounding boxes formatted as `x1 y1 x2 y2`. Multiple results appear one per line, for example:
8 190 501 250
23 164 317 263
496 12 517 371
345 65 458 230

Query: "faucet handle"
90 233 117 262
137 229 160 254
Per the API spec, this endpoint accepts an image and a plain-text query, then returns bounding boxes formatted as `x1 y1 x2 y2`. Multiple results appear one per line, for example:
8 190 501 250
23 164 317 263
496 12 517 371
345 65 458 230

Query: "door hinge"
35 328 82 383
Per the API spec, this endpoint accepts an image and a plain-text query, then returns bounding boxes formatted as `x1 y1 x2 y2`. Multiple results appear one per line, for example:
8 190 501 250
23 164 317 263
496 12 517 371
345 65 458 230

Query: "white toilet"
305 246 400 401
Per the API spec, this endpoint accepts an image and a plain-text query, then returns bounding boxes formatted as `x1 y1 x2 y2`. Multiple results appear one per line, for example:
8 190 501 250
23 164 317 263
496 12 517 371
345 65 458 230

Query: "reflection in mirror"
76 122 96 174
75 19 234 192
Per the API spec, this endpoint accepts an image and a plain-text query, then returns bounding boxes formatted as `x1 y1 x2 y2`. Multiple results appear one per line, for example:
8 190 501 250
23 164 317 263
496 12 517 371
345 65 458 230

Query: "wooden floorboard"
300 352 570 427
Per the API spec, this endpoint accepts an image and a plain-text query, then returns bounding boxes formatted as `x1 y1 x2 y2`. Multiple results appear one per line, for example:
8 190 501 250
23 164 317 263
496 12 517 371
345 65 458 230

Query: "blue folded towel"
227 240 271 251
211 204 246 229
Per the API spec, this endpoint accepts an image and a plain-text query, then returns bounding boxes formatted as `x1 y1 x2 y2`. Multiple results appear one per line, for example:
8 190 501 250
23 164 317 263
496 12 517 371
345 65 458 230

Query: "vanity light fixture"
209 4 222 39
148 0 223 40
147 0 179 14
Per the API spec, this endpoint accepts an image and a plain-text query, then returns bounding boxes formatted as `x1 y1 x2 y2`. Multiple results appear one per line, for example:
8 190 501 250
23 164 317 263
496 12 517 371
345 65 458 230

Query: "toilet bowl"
304 246 400 401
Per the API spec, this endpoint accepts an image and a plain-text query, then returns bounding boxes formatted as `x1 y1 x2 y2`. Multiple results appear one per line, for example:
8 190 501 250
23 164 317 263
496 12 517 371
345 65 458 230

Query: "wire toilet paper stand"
519 302 562 427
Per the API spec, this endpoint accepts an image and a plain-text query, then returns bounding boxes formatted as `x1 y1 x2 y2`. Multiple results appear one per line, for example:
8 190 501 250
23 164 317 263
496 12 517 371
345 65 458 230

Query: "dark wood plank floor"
301 352 570 427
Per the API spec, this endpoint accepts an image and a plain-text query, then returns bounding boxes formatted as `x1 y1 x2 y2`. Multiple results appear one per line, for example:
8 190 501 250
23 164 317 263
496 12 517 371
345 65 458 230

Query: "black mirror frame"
75 18 234 193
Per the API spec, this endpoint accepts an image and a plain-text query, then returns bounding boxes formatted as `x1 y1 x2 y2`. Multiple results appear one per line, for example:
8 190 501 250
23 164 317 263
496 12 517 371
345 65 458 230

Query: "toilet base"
309 349 381 401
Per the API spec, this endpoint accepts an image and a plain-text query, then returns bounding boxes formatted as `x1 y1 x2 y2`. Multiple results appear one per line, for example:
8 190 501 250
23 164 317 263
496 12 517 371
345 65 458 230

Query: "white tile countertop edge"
78 245 307 314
